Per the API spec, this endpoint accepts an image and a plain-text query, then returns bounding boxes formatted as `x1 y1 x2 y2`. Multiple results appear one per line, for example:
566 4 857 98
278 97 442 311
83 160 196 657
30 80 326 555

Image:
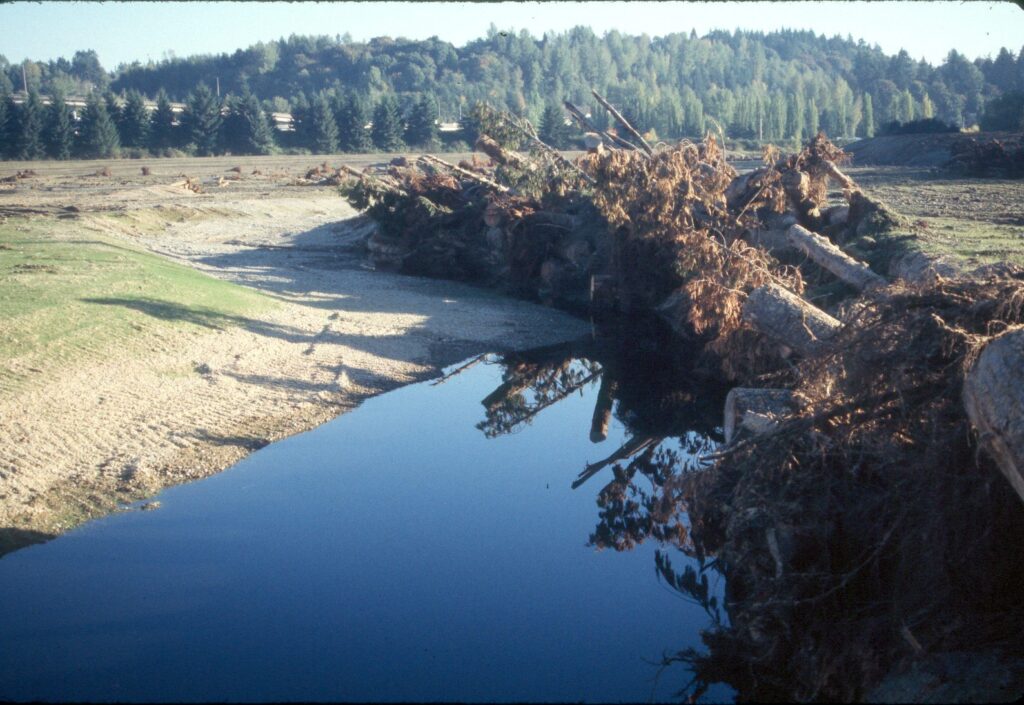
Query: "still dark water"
0 341 731 703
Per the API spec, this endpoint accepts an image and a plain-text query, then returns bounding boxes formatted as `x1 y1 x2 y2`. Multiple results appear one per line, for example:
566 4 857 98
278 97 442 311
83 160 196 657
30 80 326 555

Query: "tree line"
1 27 1022 160
0 84 447 160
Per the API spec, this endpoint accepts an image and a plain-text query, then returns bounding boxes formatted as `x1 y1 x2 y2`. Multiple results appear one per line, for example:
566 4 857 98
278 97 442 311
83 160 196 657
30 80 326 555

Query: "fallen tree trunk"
418 154 510 193
742 282 842 357
475 134 530 170
963 327 1024 503
786 224 887 291
723 388 796 444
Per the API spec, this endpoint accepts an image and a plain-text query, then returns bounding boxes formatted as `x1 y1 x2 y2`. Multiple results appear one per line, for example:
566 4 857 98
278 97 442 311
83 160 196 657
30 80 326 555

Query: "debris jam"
340 98 1024 702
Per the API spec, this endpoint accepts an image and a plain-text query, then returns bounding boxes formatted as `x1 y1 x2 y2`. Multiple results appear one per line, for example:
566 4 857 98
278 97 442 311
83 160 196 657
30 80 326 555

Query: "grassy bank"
0 215 274 396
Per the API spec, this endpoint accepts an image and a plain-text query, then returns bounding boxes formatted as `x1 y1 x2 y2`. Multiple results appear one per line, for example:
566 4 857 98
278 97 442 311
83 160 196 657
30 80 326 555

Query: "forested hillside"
1 27 1022 159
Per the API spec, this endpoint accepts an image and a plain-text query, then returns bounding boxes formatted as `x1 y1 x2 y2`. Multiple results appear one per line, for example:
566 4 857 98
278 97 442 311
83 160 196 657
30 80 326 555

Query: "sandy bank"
0 178 588 553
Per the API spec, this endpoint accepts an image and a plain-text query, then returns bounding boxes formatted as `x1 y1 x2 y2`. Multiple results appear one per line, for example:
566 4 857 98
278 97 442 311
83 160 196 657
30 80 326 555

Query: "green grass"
0 216 275 394
913 217 1024 268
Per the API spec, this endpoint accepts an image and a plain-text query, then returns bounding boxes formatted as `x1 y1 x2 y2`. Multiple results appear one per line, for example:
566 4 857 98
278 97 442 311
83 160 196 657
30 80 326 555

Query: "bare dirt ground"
0 155 589 554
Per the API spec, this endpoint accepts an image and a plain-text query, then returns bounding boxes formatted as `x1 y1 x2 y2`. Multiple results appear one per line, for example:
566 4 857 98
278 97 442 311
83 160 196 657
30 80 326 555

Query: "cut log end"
964 327 1024 503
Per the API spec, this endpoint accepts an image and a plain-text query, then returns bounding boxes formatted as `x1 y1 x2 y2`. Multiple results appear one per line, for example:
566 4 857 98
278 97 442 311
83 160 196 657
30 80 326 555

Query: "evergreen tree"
119 91 150 149
149 89 177 151
104 93 122 139
336 93 372 152
222 90 275 155
404 94 438 148
0 93 11 159
371 95 404 152
309 93 339 153
183 82 223 156
14 90 46 160
538 103 570 148
44 90 75 159
289 92 311 149
77 94 120 158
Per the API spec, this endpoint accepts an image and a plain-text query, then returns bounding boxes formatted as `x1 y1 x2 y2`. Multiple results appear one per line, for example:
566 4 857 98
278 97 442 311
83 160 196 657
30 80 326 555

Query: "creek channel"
0 319 734 703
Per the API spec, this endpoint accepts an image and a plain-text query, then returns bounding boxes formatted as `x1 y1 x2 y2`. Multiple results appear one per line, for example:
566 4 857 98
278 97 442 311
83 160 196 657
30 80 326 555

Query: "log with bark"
963 327 1024 503
785 224 887 292
742 282 842 357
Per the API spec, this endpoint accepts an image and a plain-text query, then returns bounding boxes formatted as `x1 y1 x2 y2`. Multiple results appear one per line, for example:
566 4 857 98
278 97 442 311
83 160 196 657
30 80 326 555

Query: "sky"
1 1 1022 70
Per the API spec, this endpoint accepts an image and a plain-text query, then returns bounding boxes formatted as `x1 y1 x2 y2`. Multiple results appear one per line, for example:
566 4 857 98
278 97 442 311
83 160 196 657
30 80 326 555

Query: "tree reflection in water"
472 317 729 699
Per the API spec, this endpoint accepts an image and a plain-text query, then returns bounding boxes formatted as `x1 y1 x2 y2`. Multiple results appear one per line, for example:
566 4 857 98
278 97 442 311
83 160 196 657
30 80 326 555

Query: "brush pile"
677 274 1024 701
340 98 1024 700
947 134 1024 178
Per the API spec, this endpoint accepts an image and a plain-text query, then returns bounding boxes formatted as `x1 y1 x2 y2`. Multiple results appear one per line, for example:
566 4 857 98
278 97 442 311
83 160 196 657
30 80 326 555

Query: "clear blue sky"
1 1 1022 69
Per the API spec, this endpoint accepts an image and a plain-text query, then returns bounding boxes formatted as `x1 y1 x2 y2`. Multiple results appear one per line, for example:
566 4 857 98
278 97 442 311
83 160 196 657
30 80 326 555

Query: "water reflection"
483 319 1024 704
475 317 732 701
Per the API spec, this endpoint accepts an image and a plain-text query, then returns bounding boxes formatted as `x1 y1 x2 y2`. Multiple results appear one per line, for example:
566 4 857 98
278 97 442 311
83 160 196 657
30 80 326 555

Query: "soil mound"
846 131 1022 168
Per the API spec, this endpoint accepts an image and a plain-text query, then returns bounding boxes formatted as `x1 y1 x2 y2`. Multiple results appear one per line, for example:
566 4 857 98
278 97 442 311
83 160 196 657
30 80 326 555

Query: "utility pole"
22 62 28 94
215 77 220 97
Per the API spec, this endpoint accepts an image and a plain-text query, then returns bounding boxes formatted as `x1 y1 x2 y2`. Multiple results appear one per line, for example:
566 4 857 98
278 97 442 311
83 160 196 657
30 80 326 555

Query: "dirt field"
0 154 589 555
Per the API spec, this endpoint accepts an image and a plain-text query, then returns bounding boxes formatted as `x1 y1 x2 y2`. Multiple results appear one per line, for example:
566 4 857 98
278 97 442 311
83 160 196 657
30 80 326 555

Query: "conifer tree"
336 92 372 152
289 92 311 150
119 91 150 149
44 90 75 159
309 93 339 153
538 103 570 148
77 94 120 158
16 90 46 160
404 95 438 148
104 93 122 138
0 93 11 159
371 95 405 152
183 82 223 156
222 90 275 155
149 89 176 151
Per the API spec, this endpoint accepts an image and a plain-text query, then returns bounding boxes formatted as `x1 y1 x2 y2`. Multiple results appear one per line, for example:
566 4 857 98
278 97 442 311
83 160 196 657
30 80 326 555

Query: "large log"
786 224 887 292
724 388 796 444
963 327 1024 503
742 282 842 357
475 134 530 170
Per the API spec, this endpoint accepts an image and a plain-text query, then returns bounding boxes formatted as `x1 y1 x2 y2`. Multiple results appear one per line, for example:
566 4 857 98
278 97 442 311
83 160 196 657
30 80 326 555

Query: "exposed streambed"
0 326 732 703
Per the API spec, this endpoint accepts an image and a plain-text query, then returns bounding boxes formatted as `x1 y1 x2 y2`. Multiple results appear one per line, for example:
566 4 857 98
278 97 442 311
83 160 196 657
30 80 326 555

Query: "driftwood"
786 224 887 291
591 89 654 157
742 282 841 357
963 327 1024 503
723 388 795 444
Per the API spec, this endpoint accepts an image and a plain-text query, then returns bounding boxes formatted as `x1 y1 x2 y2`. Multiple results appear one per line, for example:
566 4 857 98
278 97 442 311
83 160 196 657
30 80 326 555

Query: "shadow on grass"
81 296 313 345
